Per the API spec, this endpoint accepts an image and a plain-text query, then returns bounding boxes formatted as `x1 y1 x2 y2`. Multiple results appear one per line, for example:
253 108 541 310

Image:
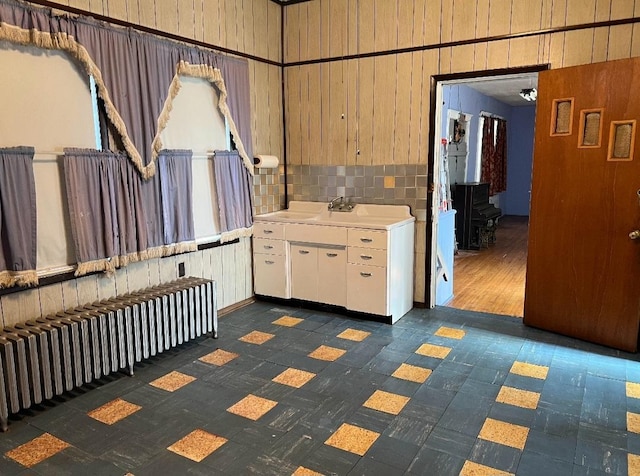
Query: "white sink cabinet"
253 202 415 323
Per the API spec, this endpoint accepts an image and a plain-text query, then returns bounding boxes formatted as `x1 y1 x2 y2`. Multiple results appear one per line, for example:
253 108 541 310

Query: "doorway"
430 68 545 317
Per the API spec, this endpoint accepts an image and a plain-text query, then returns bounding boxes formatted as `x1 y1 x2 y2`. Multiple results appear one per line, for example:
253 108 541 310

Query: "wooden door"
524 57 640 352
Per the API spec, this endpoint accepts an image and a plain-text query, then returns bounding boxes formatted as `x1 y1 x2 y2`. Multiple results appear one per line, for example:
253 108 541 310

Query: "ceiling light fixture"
519 88 537 102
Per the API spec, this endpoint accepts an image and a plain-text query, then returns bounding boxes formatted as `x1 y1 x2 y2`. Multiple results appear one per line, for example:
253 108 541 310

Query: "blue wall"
504 105 536 216
441 84 535 216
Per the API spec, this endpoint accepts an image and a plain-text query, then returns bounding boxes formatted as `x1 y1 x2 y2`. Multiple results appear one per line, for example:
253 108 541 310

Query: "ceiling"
452 73 539 107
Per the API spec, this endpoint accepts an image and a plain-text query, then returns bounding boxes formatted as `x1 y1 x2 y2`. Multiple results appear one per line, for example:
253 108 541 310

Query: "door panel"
524 57 640 352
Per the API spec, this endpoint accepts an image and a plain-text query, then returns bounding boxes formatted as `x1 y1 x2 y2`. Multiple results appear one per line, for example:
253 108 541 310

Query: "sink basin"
255 201 415 230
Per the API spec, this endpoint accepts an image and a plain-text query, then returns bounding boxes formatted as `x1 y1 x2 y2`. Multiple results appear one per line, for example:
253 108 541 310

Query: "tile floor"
1 302 640 475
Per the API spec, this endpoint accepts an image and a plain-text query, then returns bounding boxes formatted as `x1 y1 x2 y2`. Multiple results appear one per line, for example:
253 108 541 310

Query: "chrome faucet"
328 196 344 210
328 196 354 212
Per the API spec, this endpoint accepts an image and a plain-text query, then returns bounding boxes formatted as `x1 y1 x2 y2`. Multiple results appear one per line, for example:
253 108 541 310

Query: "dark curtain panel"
213 150 254 241
0 146 38 288
494 119 508 194
480 117 499 196
63 148 150 276
158 150 196 254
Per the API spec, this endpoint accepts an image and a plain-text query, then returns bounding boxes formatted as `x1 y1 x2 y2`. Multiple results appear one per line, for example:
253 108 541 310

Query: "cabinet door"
254 253 288 298
347 264 387 315
318 247 347 307
290 244 318 301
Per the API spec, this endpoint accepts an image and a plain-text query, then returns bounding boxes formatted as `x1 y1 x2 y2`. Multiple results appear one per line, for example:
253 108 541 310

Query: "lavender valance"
0 146 37 287
0 0 254 177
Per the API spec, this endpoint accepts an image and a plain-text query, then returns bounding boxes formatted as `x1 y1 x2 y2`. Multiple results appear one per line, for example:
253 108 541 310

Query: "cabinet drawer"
346 264 387 315
254 253 288 298
348 229 387 249
254 222 285 240
254 237 286 255
348 247 387 267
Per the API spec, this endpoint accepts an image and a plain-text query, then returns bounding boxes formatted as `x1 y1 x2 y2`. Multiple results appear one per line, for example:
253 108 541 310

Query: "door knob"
630 230 640 240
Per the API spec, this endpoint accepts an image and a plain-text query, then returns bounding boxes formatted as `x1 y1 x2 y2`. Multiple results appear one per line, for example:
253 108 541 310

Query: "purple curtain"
63 148 150 275
158 150 195 252
494 119 508 194
213 150 254 237
0 146 37 288
220 58 254 162
0 0 254 177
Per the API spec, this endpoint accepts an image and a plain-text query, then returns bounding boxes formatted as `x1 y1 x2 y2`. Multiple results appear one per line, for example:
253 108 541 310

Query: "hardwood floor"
446 215 529 318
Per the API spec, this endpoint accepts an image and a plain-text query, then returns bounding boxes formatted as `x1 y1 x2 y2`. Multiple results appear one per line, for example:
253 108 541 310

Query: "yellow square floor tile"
435 326 466 340
628 412 640 433
167 429 227 463
227 394 278 421
88 398 142 425
415 343 452 359
149 371 196 392
239 330 275 345
478 418 529 450
510 361 549 380
5 433 71 468
308 345 347 362
272 368 316 388
496 386 540 410
627 381 640 399
363 390 410 415
272 315 304 327
629 454 640 475
460 460 514 476
392 363 432 383
293 467 324 476
199 349 239 366
324 423 380 456
337 328 371 342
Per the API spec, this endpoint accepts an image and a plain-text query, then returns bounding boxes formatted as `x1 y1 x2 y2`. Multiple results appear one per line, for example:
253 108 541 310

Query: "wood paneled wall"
0 238 253 328
284 0 640 167
0 0 283 328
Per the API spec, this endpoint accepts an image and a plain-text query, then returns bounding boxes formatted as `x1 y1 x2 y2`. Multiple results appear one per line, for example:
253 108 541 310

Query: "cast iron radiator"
0 277 217 432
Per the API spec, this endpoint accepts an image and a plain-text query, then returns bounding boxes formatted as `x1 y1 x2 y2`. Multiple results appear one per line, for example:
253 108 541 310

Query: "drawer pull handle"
263 229 274 234
263 245 274 250
299 250 310 254
360 237 373 243
265 260 275 264
360 272 372 277
360 255 373 260
326 253 338 257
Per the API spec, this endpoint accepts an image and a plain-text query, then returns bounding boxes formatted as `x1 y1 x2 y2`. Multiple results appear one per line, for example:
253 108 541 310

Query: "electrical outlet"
178 262 185 277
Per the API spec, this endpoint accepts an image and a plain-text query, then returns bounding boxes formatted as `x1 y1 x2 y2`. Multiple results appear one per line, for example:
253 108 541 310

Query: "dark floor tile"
574 438 629 474
405 446 466 475
347 406 396 434
516 450 577 476
347 455 401 475
132 448 222 475
489 401 536 427
302 442 360 475
524 428 576 463
365 434 420 472
30 446 125 476
468 438 522 473
531 408 580 438
382 415 433 446
423 426 476 459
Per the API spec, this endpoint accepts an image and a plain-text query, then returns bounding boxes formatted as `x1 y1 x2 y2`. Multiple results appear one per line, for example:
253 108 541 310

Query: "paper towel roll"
254 155 279 169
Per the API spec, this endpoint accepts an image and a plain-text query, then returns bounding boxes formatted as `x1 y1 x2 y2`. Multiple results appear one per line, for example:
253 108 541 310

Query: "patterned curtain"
480 117 508 196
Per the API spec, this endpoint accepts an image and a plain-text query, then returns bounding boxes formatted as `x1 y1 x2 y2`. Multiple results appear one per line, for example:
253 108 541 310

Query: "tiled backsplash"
253 163 429 220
